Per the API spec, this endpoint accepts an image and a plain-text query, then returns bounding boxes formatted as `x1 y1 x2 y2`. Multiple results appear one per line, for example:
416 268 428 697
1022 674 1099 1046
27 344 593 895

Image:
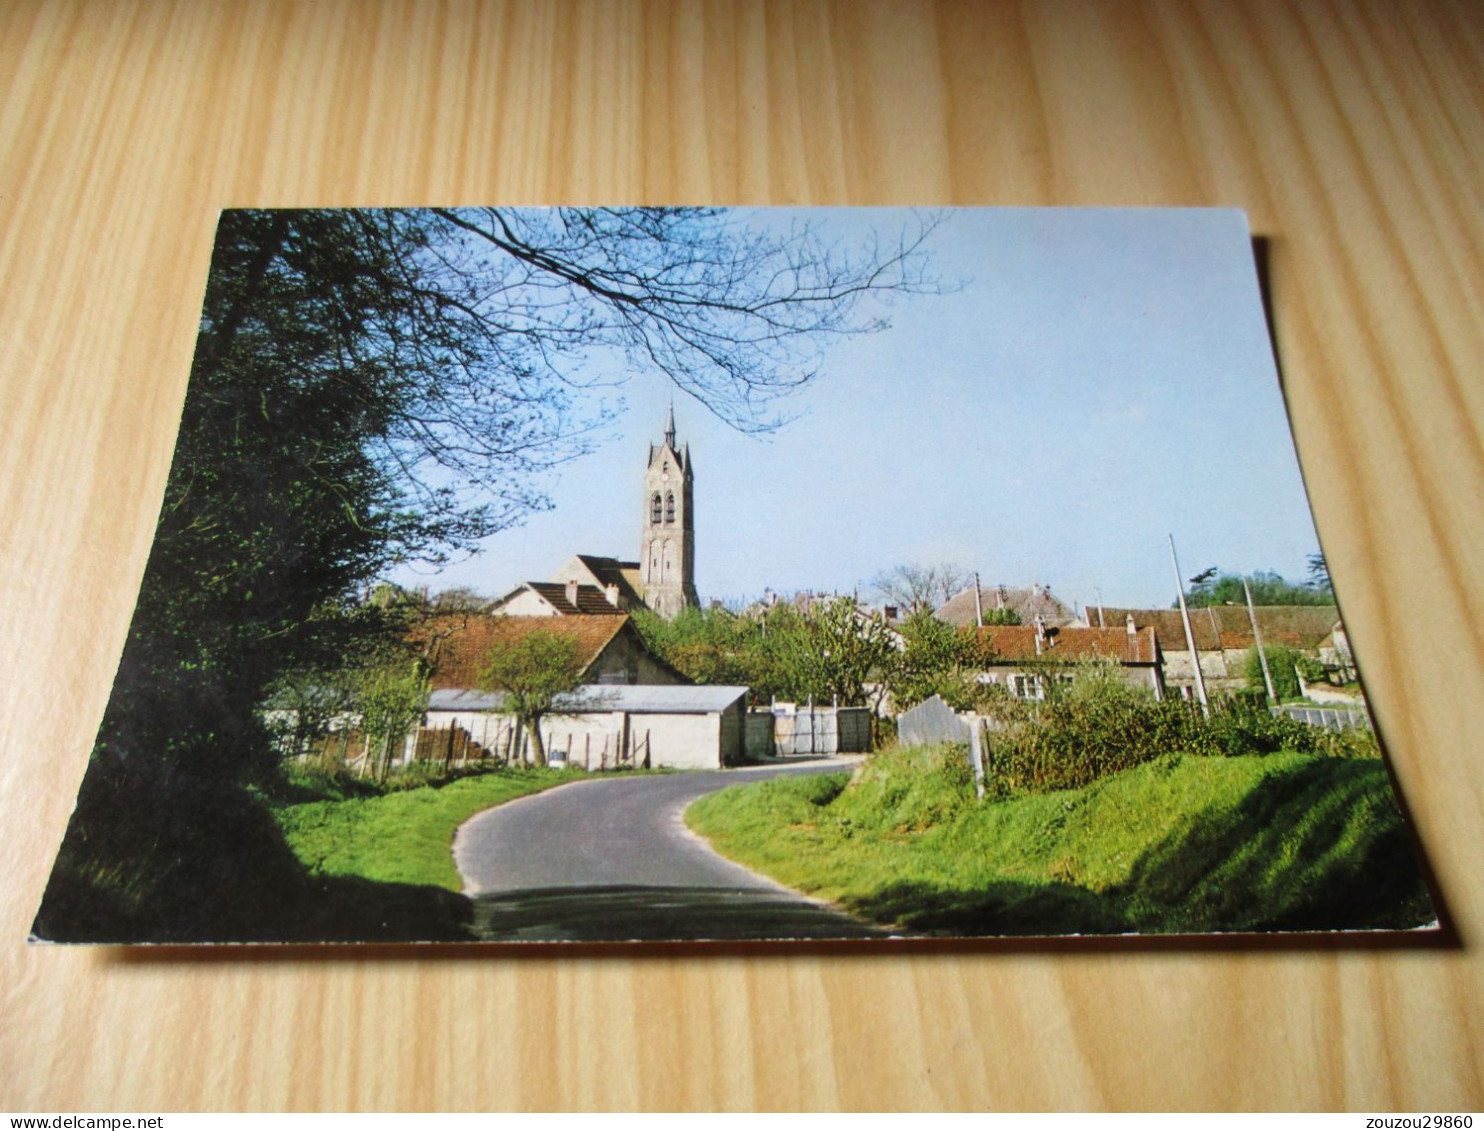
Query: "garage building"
427 684 753 770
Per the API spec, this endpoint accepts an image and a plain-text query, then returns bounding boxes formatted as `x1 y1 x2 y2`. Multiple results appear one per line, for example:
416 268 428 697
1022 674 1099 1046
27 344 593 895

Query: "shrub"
839 743 978 830
1245 644 1309 701
1295 654 1328 683
979 665 1378 796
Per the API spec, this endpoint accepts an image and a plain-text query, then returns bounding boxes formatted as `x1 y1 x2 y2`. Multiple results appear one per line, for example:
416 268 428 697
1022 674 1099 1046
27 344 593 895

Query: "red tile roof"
1095 606 1339 652
972 625 1161 665
424 615 630 690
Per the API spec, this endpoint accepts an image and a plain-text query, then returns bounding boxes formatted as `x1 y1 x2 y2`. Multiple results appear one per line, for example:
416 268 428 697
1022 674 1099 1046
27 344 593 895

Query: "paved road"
453 758 886 942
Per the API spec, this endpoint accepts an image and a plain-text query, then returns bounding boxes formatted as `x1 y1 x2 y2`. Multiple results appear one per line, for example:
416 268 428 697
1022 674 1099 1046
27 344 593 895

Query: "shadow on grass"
843 877 1126 936
32 760 474 944
1117 756 1435 933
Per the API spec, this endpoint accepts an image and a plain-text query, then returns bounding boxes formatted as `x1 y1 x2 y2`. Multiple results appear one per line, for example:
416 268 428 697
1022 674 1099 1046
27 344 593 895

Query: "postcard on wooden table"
31 207 1437 944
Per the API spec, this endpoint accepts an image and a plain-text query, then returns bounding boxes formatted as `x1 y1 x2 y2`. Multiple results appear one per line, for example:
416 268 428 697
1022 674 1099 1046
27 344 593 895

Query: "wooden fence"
299 719 650 774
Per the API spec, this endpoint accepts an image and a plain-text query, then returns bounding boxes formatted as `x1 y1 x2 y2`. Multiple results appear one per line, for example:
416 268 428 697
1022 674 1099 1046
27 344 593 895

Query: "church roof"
647 409 692 474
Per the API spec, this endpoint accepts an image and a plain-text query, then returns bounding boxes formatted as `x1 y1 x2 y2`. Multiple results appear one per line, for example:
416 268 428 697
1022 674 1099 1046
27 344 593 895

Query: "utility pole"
1243 575 1277 703
973 571 984 628
1169 534 1210 710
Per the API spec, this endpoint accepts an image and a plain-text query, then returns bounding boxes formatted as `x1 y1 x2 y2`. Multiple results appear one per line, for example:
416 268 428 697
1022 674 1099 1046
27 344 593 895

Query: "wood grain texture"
3 0 1482 1112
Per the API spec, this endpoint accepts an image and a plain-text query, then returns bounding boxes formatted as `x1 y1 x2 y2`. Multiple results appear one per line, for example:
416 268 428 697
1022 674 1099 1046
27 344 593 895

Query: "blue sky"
390 208 1321 613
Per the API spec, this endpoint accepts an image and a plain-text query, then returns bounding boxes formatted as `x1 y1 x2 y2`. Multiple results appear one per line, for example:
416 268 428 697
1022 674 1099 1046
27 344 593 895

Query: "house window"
651 492 662 522
1010 674 1044 700
664 492 675 523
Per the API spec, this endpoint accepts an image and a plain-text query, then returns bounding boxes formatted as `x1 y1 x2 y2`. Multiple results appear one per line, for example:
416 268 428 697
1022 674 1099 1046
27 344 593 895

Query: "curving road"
453 757 886 942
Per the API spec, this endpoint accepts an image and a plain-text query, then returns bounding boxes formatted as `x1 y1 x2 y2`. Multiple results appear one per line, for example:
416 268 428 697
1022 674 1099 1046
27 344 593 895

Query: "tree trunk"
377 732 392 783
528 716 548 767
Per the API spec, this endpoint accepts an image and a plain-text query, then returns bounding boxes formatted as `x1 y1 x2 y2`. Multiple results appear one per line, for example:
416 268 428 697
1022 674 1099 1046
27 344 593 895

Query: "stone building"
970 620 1165 699
639 405 699 619
1091 604 1341 696
489 410 699 622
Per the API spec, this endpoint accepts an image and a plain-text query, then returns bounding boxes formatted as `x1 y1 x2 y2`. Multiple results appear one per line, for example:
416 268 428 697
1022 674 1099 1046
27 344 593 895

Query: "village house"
415 614 766 769
488 577 630 617
1086 605 1341 696
425 683 754 771
427 614 686 690
971 618 1164 700
936 582 1076 628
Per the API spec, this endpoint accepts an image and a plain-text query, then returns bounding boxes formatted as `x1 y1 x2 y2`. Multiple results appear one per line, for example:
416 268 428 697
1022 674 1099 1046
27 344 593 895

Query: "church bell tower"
640 406 698 619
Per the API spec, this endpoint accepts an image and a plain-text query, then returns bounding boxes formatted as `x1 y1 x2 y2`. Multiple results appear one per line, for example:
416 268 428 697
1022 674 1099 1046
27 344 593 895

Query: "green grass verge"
686 746 1433 935
270 766 591 891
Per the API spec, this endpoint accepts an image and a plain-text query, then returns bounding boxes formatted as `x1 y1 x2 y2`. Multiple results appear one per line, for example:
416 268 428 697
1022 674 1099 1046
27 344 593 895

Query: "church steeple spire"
641 405 697 619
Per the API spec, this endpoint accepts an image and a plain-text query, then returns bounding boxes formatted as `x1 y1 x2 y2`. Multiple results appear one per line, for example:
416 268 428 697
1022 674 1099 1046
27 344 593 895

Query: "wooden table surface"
3 0 1482 1113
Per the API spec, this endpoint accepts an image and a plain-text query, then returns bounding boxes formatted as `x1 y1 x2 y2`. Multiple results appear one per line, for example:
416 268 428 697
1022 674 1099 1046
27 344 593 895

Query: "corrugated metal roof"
429 684 749 715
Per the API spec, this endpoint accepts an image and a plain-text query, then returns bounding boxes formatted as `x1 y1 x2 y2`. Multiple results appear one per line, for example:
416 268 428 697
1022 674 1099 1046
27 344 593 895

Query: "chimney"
1126 613 1137 637
565 579 579 608
605 583 621 608
1034 614 1046 655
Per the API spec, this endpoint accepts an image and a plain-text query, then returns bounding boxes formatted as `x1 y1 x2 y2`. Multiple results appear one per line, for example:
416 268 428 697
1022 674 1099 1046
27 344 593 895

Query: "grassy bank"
268 765 591 891
33 761 477 943
36 761 601 943
686 745 1433 935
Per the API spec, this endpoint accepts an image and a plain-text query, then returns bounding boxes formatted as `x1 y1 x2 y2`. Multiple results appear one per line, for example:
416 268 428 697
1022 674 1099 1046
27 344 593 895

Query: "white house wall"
493 589 558 616
425 707 730 770
626 711 722 770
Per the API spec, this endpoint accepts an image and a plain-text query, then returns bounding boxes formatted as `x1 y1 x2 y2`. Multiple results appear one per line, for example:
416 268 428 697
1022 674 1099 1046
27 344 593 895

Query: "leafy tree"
630 606 768 692
641 598 913 711
426 587 494 613
893 612 993 711
1181 569 1335 609
1307 553 1334 598
477 629 585 767
760 598 900 709
1245 644 1307 701
357 661 432 782
264 663 362 762
980 606 1022 626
